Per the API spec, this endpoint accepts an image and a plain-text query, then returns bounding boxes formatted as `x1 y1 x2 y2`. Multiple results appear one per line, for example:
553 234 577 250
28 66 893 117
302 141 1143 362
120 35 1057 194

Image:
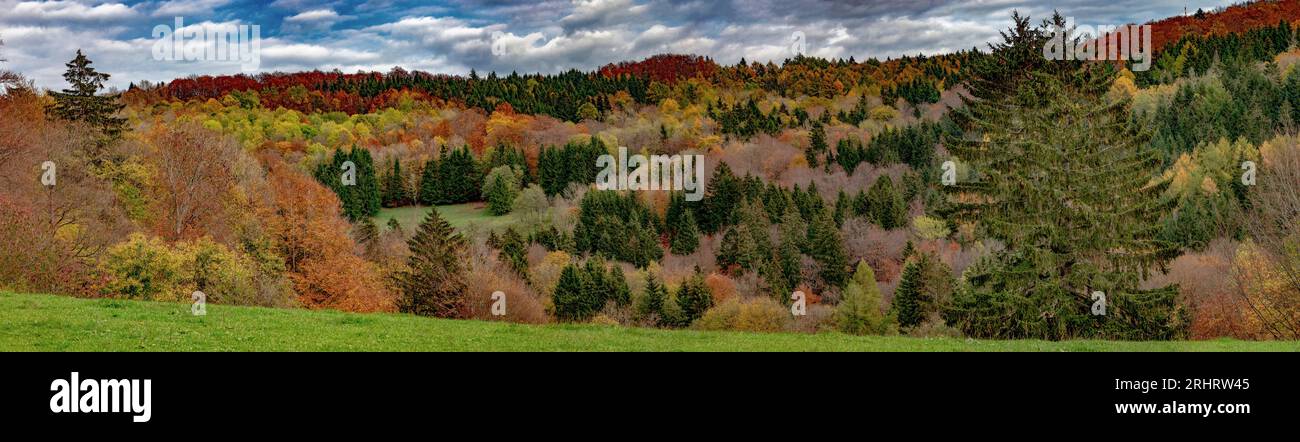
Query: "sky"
0 0 1236 90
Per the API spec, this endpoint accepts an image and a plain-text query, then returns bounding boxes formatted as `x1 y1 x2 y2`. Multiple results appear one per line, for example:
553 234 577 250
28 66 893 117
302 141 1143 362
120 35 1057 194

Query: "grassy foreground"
1 292 1296 351
374 203 518 233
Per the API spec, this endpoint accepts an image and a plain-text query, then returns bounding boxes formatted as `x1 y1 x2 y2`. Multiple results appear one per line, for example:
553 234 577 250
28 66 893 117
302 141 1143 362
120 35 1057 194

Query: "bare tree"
137 123 238 241
1244 136 1300 339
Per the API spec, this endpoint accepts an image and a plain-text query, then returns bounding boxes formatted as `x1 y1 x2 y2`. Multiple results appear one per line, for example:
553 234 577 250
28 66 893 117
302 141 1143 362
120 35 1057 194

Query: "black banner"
1 352 1294 433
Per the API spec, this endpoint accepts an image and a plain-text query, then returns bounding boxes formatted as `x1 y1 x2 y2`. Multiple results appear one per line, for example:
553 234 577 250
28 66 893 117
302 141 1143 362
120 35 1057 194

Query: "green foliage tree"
483 165 522 215
48 50 126 160
943 13 1185 340
833 261 895 335
382 157 409 208
674 269 714 326
392 209 468 318
806 207 849 288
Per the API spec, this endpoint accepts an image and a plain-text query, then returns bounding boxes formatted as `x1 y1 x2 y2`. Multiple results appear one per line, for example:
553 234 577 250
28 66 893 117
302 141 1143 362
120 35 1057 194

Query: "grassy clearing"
373 203 519 233
1 292 1295 351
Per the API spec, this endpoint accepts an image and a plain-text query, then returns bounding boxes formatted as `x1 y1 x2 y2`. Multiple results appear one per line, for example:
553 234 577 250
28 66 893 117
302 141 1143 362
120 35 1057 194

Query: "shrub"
695 297 791 332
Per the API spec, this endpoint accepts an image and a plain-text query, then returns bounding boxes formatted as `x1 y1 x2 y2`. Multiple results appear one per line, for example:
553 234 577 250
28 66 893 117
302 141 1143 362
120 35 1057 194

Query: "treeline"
316 137 611 220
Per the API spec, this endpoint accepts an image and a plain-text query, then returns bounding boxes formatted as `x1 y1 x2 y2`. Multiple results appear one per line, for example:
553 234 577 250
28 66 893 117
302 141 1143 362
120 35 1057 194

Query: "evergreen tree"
382 158 408 207
418 155 442 205
866 175 907 229
669 210 701 255
552 264 595 321
943 13 1184 340
807 122 827 167
807 207 849 288
637 272 670 325
674 269 713 325
354 148 381 216
892 259 924 328
392 209 468 318
47 50 126 160
699 162 740 234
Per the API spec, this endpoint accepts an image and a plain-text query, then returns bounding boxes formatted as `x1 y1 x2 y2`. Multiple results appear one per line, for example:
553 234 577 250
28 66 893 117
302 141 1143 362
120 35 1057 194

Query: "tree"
392 208 469 318
417 156 441 205
892 259 924 328
382 158 408 208
47 50 126 161
139 123 237 241
637 271 671 326
943 13 1185 340
807 122 827 167
834 261 894 335
674 269 714 325
866 175 907 229
669 210 700 255
482 165 521 215
806 207 849 288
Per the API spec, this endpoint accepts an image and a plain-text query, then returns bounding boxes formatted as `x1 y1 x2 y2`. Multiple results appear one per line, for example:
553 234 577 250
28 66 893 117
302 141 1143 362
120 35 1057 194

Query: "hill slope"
0 292 1292 351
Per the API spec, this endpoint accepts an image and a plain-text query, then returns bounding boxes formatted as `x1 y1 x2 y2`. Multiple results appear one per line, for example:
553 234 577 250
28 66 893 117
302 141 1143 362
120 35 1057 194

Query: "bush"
695 297 791 332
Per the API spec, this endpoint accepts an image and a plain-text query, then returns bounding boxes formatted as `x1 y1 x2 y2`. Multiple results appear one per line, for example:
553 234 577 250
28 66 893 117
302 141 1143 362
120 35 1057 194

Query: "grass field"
373 203 518 233
2 292 1295 351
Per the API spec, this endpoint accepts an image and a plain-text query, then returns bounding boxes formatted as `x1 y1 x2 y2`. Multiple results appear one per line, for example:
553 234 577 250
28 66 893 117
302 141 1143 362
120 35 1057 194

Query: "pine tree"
700 162 740 234
674 269 713 325
669 210 700 255
354 148 381 217
892 259 924 328
943 12 1184 340
382 158 408 207
392 209 468 318
418 156 441 205
47 50 126 160
637 272 669 325
807 207 849 288
552 264 594 321
807 122 827 167
866 175 906 229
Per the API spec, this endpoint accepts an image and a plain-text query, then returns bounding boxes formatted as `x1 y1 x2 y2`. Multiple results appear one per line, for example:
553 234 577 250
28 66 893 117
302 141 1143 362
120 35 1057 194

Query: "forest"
3 3 1300 343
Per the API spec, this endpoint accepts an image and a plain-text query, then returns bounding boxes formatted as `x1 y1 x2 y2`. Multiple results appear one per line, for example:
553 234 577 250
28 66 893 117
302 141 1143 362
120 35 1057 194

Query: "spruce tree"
48 50 126 160
392 209 468 318
807 207 849 288
637 272 669 325
669 210 700 255
552 264 593 321
418 156 441 205
674 269 713 325
943 12 1184 340
892 259 924 328
382 158 408 207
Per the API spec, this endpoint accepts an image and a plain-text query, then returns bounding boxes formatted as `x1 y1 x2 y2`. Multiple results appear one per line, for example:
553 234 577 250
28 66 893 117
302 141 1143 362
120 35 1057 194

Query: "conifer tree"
637 272 669 325
807 207 849 288
669 210 700 255
834 261 894 335
48 50 126 160
892 259 924 328
418 156 441 205
392 209 468 318
382 158 408 207
943 12 1184 339
674 269 714 325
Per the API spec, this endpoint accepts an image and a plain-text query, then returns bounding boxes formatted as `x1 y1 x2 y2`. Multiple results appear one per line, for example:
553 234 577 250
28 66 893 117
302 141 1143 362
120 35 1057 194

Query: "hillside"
0 292 1291 351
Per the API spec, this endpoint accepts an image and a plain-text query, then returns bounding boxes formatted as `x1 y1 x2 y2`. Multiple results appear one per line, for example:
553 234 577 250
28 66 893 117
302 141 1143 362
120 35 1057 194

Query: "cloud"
152 0 234 18
0 0 1239 90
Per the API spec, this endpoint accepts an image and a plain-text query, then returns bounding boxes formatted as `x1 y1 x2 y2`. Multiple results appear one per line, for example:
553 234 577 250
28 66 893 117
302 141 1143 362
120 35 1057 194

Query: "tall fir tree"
47 50 126 161
806 206 849 288
943 12 1184 340
382 157 408 208
392 209 469 318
